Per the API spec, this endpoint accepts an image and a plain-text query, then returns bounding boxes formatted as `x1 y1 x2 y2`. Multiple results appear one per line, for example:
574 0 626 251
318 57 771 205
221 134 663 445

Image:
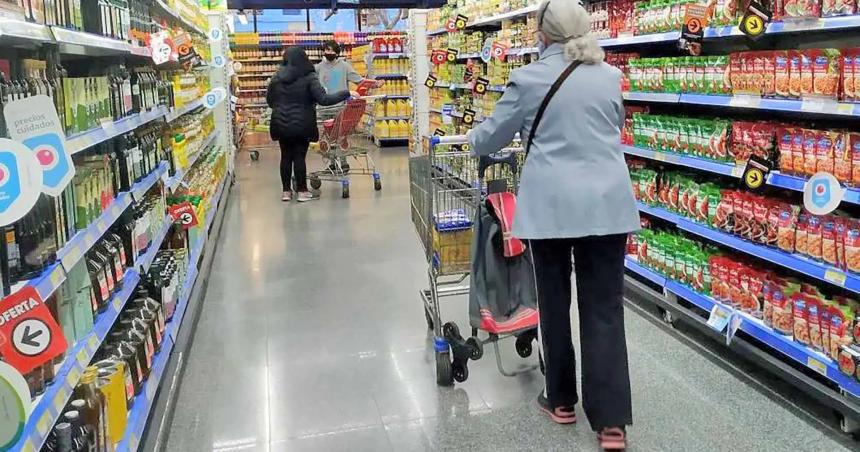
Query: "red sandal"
536 393 577 425
597 427 626 451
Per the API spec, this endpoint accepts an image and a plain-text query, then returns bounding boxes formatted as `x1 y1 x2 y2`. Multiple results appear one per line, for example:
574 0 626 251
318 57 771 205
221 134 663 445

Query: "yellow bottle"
375 101 385 117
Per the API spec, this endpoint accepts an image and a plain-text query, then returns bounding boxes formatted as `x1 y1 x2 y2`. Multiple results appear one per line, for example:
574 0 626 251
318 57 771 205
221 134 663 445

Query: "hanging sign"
446 48 459 63
149 30 174 65
0 361 29 450
474 77 489 95
445 17 457 32
680 3 708 47
0 286 68 375
430 49 447 65
433 129 446 136
204 88 227 109
739 1 772 38
208 27 224 42
174 30 204 71
804 172 844 215
0 138 43 227
480 38 493 63
706 304 731 332
491 41 509 61
4 95 74 196
424 74 438 88
212 55 227 68
169 202 199 229
455 14 469 29
462 108 476 125
741 155 771 192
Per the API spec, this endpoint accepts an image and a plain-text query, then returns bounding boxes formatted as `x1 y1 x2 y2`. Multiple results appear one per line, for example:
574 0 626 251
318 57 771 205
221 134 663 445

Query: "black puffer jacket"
266 65 349 142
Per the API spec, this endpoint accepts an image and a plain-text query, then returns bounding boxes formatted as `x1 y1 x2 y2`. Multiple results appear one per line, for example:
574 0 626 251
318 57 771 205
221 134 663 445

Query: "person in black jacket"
266 46 351 202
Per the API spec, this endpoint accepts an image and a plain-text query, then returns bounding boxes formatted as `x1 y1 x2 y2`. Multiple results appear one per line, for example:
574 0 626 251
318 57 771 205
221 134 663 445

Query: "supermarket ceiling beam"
228 0 446 9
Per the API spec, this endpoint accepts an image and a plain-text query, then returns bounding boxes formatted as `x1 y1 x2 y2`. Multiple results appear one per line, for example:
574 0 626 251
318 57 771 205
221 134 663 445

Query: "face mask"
324 54 337 62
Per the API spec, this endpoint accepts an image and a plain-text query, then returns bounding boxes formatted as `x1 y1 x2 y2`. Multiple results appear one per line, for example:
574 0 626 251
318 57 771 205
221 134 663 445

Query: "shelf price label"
807 356 828 376
706 304 731 332
433 129 446 137
824 268 847 286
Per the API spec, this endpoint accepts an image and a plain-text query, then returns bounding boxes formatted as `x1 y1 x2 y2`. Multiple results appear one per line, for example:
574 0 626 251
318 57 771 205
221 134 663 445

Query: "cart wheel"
436 352 453 386
424 309 434 330
515 335 533 358
466 337 483 360
342 185 350 198
452 361 469 382
310 178 322 190
249 150 259 161
442 322 461 341
374 179 382 191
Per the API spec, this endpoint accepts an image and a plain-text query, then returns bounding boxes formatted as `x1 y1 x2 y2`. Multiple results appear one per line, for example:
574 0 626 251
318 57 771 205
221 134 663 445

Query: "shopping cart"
308 92 384 198
411 134 540 386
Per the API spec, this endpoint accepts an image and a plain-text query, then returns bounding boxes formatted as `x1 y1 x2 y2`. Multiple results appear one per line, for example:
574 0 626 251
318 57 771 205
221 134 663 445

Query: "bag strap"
525 60 582 155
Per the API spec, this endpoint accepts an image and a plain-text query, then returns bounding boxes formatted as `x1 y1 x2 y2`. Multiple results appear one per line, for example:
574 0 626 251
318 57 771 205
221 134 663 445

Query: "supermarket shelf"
153 0 207 37
115 175 229 452
51 27 130 56
371 52 407 58
429 108 442 114
237 73 274 77
237 88 267 93
0 17 54 45
129 45 151 57
372 115 410 121
622 91 860 116
706 15 860 38
381 95 410 99
130 161 169 202
457 52 480 60
374 136 409 146
56 192 133 272
10 269 142 452
624 257 666 287
623 144 860 206
469 5 539 27
67 106 170 154
136 216 173 274
599 31 680 47
375 74 408 79
636 201 860 293
237 103 268 108
488 85 506 92
165 131 219 191
234 57 282 62
165 97 205 122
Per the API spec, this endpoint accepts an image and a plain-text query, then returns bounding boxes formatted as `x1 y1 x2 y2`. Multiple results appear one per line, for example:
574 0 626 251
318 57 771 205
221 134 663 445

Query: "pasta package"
775 51 791 98
833 132 851 183
811 49 841 98
783 0 822 17
777 126 795 174
800 51 815 96
822 0 857 16
789 51 803 98
841 49 857 101
849 133 860 186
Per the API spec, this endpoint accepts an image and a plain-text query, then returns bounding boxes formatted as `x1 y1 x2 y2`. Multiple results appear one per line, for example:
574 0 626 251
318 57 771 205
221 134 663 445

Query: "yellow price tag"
76 348 88 365
113 295 123 311
21 440 36 452
49 267 63 286
837 103 854 115
36 412 51 436
654 152 667 162
87 335 98 351
53 386 69 412
824 269 847 287
66 367 81 386
85 233 95 247
807 356 827 376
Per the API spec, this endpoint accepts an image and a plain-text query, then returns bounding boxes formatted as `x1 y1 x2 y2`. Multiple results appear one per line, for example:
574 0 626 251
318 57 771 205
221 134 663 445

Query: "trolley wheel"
249 150 259 161
466 337 483 360
374 179 382 191
310 178 322 190
424 309 434 330
436 352 453 386
442 322 461 342
515 335 533 358
452 361 469 382
342 185 350 199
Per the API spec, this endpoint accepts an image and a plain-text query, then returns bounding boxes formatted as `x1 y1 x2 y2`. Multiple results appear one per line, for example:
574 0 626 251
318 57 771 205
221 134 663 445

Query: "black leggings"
278 138 309 192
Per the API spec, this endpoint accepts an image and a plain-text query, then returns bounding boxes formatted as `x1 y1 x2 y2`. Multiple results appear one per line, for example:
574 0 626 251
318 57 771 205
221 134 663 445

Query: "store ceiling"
227 0 445 9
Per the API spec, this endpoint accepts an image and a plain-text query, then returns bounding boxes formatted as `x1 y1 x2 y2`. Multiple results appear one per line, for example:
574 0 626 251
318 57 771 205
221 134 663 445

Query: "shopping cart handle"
479 153 518 179
430 135 468 146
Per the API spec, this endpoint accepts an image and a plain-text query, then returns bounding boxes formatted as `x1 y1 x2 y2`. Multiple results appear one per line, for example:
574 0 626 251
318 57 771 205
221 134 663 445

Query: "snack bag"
795 212 809 255
822 0 857 16
763 282 775 326
803 129 819 176
793 296 810 345
821 307 832 353
812 49 841 98
807 215 823 260
767 202 781 247
800 50 815 96
789 51 802 99
778 205 799 252
841 49 856 101
816 130 837 175
822 220 838 265
792 128 806 175
845 225 860 273
808 299 823 350
837 219 848 270
775 51 791 98
777 126 795 174
752 197 769 244
834 132 851 183
772 289 794 336
850 133 860 186
783 0 822 18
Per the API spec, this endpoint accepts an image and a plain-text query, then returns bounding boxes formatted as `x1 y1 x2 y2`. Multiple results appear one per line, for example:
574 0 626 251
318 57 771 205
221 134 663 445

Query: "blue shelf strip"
623 144 860 207
115 174 229 452
12 268 143 451
625 257 860 398
56 193 133 274
622 91 860 117
165 97 205 123
636 201 860 293
67 106 169 155
130 162 169 202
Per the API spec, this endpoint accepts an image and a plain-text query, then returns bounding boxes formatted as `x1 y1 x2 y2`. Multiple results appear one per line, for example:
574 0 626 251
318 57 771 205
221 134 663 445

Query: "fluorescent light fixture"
237 10 249 25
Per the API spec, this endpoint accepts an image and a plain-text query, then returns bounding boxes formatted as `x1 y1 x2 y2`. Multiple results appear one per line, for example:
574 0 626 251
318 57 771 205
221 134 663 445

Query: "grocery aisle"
162 146 851 452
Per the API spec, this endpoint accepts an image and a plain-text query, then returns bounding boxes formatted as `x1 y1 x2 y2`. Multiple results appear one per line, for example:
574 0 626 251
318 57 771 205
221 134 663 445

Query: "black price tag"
455 14 469 29
462 108 476 125
434 128 446 136
742 155 772 192
446 48 459 63
474 77 489 94
739 1 771 39
425 74 438 88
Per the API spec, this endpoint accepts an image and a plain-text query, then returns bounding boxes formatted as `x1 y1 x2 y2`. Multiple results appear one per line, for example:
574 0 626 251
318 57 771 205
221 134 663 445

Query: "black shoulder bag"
525 60 582 155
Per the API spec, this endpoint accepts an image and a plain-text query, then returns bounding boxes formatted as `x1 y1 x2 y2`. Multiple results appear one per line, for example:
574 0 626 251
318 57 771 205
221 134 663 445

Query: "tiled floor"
163 144 853 451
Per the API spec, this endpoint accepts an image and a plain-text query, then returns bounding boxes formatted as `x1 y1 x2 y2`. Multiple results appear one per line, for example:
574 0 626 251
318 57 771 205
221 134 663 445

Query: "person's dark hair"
322 40 340 54
282 46 315 76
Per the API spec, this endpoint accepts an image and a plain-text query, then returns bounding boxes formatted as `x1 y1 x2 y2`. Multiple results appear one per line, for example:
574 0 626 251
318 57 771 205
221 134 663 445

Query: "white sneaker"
297 191 315 202
282 191 292 202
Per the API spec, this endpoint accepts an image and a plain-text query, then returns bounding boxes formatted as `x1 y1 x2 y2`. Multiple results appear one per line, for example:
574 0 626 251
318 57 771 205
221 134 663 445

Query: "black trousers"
278 138 309 192
530 234 632 430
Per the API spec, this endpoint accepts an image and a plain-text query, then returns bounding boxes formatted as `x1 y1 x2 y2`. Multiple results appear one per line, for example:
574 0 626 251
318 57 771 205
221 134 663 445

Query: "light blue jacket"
468 43 640 240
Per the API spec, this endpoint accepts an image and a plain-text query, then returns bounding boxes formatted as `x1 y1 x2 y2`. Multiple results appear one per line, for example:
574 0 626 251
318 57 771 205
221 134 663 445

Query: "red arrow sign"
0 286 68 374
169 201 199 229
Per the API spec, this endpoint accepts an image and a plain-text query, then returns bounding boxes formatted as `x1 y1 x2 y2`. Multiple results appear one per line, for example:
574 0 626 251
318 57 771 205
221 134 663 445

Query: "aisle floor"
164 145 852 452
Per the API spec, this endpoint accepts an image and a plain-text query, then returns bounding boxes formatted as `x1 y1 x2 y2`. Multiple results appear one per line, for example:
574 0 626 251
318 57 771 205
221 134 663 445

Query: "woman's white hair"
537 0 605 64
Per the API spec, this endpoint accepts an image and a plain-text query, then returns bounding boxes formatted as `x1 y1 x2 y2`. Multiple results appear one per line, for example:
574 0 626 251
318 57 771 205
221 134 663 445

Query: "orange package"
850 133 860 186
793 127 807 176
800 50 815 96
777 126 795 174
761 51 776 97
803 129 819 176
812 49 842 98
789 50 803 98
834 132 852 183
842 49 856 101
775 51 791 98
730 53 745 94
816 130 838 175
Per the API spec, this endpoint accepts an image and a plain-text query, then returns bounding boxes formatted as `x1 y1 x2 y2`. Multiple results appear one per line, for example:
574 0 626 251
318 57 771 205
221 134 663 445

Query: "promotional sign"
462 108 476 125
433 128 446 136
4 95 74 195
445 17 457 32
0 361 29 450
680 3 708 47
431 49 447 65
0 286 68 374
169 202 199 229
491 41 510 61
204 88 228 109
174 30 203 71
463 65 474 83
741 155 771 192
706 304 731 332
424 74 438 88
739 1 772 38
208 27 224 42
474 77 489 95
804 172 844 215
149 30 173 65
446 48 459 63
212 54 227 68
480 38 493 63
0 138 43 226
454 14 469 29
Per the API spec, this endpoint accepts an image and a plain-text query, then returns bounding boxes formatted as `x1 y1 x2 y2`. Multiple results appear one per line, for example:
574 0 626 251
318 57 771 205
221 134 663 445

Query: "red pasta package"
849 133 860 186
822 0 857 16
777 126 795 174
783 0 822 18
841 49 857 101
833 132 851 183
811 49 841 98
816 130 838 174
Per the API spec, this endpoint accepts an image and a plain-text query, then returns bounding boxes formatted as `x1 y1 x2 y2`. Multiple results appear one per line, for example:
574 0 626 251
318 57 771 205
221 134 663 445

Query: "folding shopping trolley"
411 134 541 386
308 85 384 198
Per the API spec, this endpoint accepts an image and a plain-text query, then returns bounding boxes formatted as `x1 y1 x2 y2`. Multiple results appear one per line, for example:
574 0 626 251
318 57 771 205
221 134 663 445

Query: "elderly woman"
467 0 639 449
